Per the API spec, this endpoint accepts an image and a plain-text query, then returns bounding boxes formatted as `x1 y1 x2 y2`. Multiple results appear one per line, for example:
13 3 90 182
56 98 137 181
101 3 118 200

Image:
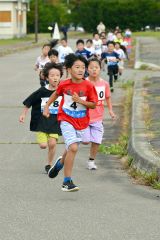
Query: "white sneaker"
87 160 97 170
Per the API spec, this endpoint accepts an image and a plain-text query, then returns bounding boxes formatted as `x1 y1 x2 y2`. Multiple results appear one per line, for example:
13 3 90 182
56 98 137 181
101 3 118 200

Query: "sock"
55 160 63 170
64 177 71 183
89 157 94 161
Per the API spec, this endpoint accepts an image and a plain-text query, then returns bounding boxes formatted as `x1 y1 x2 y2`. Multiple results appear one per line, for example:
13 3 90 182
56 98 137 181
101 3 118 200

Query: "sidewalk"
134 37 160 70
129 36 160 176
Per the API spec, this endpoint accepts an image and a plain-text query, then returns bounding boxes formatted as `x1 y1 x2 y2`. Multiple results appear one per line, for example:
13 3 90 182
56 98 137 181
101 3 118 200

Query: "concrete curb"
134 37 160 70
129 36 160 176
128 71 160 176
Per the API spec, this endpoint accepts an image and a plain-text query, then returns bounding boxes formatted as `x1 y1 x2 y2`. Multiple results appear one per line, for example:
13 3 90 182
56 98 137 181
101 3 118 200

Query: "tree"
27 0 70 33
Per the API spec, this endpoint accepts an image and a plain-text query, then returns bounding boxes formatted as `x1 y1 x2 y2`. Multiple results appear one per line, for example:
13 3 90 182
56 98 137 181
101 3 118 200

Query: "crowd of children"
19 26 132 192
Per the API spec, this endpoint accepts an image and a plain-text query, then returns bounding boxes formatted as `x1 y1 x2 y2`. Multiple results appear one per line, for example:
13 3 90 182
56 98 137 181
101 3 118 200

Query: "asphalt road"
0 46 160 240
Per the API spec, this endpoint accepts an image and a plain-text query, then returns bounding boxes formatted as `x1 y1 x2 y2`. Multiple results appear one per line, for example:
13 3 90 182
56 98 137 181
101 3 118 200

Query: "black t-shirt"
23 86 62 134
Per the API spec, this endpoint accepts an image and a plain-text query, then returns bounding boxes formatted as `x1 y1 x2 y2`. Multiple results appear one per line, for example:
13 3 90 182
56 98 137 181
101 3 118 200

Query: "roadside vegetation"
99 78 160 190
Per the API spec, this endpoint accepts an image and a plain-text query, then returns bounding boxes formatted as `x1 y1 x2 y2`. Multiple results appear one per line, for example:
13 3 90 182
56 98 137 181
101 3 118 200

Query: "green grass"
129 167 160 188
133 31 160 38
1 31 159 46
0 33 50 46
121 80 134 89
99 134 128 156
0 31 92 46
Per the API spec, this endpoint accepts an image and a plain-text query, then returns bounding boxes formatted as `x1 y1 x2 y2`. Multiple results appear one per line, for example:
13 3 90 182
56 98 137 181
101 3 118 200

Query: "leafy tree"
27 0 70 33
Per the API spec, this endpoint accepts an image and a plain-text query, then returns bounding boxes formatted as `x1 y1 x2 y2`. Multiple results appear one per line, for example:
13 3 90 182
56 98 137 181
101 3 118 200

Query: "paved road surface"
0 46 160 240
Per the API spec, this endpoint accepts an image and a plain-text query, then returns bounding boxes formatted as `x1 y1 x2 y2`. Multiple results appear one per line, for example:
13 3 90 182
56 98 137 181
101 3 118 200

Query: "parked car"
68 24 84 32
155 26 160 31
76 26 85 32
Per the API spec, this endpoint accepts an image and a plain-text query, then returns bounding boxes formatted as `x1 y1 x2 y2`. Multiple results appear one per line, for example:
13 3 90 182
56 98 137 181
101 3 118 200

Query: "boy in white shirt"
85 39 95 55
57 38 74 63
92 33 102 58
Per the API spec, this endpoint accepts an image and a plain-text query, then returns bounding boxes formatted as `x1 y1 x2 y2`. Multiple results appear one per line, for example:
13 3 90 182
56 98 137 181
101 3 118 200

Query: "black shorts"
107 65 118 75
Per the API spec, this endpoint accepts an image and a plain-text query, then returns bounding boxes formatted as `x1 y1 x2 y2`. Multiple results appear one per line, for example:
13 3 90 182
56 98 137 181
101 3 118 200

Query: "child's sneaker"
87 160 97 170
48 156 63 178
45 164 51 173
61 180 79 192
110 87 114 92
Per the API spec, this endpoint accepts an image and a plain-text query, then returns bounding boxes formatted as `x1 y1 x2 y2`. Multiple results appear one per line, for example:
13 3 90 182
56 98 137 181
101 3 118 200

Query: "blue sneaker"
48 156 63 178
61 180 79 192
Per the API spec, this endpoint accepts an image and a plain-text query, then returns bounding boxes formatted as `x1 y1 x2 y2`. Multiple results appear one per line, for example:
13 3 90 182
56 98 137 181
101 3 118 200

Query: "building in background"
0 0 30 39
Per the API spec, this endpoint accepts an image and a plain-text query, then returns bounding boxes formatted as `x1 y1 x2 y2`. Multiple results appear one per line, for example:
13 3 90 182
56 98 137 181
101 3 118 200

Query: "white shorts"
60 121 85 149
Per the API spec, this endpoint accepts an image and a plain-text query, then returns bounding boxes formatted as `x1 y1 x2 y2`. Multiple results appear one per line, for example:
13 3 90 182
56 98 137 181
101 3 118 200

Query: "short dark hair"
115 42 121 46
86 39 93 44
42 43 51 49
43 62 63 78
76 39 84 45
48 49 58 57
93 32 99 37
61 38 67 42
64 53 88 69
88 57 101 68
107 41 115 46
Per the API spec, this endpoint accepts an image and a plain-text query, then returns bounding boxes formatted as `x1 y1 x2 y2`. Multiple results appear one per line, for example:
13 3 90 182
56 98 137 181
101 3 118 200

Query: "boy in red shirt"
43 54 97 192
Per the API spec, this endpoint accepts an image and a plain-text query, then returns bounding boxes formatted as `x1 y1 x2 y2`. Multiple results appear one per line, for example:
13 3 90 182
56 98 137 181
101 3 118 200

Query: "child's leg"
90 142 100 159
37 132 47 149
60 121 84 191
47 137 57 166
113 65 119 82
108 66 114 92
109 74 113 91
63 143 78 177
87 122 104 170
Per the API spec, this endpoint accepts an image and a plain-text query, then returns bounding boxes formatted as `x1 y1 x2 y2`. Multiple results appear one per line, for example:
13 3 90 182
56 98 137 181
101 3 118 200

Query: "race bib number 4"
63 94 87 118
41 97 62 114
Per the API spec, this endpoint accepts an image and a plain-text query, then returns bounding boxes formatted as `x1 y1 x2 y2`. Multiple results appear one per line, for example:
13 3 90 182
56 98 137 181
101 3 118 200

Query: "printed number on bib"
70 102 77 110
96 86 105 101
63 94 87 118
41 97 62 114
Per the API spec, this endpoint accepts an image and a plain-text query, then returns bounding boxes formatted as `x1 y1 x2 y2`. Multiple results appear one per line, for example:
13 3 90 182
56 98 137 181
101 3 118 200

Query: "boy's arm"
106 97 116 119
72 92 96 109
19 106 29 123
43 91 59 118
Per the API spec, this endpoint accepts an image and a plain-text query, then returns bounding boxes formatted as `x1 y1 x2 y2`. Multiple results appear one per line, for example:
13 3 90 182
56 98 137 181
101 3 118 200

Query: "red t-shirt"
56 79 98 130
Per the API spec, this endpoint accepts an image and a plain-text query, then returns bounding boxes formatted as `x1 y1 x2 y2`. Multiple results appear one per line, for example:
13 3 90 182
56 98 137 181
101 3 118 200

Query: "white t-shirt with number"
57 46 74 63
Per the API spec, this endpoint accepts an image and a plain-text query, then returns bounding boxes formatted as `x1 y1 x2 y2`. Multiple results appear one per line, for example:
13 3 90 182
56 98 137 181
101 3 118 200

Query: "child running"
82 58 116 169
101 41 120 92
39 49 59 84
19 63 63 173
34 44 51 86
114 42 125 76
48 49 59 64
43 54 98 192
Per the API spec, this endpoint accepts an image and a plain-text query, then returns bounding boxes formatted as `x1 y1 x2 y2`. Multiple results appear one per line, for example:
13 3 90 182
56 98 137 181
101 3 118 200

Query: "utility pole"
35 0 38 42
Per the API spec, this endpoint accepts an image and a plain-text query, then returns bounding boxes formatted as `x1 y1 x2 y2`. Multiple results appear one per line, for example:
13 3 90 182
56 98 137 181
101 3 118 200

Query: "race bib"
96 86 105 100
96 86 105 106
60 53 66 61
63 94 87 118
41 96 62 114
107 56 116 62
